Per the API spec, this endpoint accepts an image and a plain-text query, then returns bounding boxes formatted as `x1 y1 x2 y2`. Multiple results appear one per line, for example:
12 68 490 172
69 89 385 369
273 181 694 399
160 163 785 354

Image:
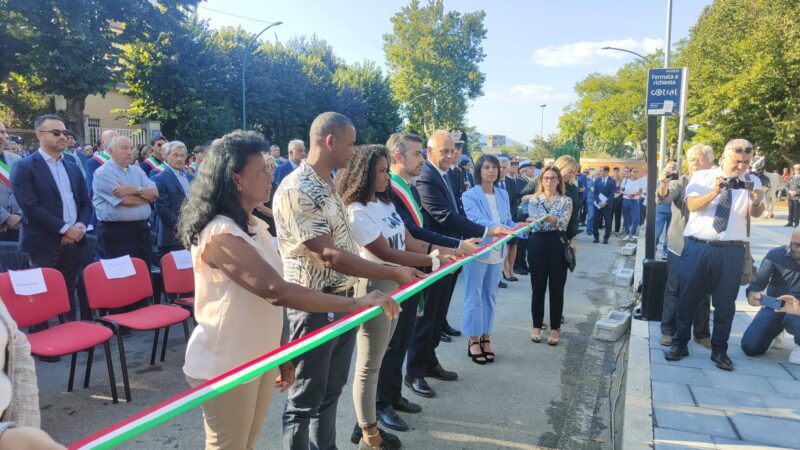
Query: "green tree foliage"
384 0 487 136
678 0 800 167
527 134 560 162
333 62 402 145
2 0 198 142
0 73 52 128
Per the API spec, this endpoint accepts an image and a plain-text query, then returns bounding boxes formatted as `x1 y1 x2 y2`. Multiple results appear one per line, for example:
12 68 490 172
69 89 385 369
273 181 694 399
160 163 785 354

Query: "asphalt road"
39 230 629 449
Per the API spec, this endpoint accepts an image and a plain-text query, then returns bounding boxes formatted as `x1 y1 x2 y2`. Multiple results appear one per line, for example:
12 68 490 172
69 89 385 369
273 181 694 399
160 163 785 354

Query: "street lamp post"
539 104 547 139
600 46 650 63
241 21 283 130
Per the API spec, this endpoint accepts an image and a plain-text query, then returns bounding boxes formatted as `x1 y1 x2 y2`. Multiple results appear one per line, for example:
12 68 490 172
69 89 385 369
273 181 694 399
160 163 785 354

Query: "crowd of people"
1 114 800 449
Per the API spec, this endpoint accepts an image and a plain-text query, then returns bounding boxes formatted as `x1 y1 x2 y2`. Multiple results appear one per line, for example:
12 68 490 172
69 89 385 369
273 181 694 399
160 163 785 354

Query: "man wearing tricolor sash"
141 136 168 178
0 122 22 241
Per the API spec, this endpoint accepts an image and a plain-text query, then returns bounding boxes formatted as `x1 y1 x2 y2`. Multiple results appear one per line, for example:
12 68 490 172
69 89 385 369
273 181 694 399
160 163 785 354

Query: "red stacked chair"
83 257 190 402
160 252 195 312
0 268 119 403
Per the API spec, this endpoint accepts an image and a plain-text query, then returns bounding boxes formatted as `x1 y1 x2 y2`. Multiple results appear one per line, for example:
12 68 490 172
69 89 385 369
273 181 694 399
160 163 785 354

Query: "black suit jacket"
153 169 193 247
390 181 460 248
447 167 468 215
594 177 617 208
416 161 485 239
11 151 92 256
497 176 522 218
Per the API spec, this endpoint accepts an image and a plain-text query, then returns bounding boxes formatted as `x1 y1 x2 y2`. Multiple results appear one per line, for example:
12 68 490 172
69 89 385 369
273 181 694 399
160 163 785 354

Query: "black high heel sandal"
467 341 486 365
502 273 519 282
480 337 495 363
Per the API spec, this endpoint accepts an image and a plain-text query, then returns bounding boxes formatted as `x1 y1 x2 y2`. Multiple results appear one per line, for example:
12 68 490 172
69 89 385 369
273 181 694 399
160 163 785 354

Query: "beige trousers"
187 369 277 450
352 278 399 428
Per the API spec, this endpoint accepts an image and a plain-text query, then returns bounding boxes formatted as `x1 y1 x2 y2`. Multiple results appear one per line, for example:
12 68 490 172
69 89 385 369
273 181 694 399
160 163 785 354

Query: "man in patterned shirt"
274 112 424 450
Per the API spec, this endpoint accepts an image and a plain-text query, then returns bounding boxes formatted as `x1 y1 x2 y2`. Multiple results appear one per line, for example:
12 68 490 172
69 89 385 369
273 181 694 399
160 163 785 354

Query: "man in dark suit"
273 139 305 186
408 130 509 398
498 157 522 282
153 141 193 261
11 114 92 315
592 166 617 244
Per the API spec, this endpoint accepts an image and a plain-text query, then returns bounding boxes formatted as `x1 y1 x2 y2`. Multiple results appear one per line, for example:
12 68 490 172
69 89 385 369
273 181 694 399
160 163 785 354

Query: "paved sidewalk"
644 213 800 450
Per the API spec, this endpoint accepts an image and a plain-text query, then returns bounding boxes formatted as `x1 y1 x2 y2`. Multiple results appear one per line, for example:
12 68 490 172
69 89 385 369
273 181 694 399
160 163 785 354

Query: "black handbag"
542 201 576 272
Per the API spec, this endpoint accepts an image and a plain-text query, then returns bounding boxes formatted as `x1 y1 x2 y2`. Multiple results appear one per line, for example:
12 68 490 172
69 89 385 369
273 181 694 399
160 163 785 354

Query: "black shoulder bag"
542 200 576 272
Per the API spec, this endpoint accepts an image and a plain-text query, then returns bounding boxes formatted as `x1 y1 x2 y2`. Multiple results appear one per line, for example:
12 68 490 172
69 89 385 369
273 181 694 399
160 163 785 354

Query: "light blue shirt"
170 167 190 197
37 149 78 233
92 160 156 222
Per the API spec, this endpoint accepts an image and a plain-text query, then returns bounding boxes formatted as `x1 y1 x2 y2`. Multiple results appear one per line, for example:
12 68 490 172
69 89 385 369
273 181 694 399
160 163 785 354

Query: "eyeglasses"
725 146 753 154
542 176 559 181
40 129 69 137
791 242 800 249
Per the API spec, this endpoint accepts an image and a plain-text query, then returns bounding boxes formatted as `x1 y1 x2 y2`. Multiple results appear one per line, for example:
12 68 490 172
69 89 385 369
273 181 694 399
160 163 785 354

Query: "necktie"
499 179 505 190
713 189 732 232
443 174 458 209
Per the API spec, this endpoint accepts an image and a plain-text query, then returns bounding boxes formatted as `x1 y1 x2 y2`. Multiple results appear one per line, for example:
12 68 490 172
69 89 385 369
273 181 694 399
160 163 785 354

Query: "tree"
527 134 560 162
384 0 487 136
333 62 401 145
678 0 800 167
3 0 198 142
0 73 52 128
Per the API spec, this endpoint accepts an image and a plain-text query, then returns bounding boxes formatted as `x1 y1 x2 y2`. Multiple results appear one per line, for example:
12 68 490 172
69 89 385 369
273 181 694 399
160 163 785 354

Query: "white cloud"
484 84 572 104
531 38 663 67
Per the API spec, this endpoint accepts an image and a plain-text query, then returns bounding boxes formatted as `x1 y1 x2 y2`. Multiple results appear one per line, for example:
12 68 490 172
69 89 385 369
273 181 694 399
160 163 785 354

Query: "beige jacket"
0 301 40 427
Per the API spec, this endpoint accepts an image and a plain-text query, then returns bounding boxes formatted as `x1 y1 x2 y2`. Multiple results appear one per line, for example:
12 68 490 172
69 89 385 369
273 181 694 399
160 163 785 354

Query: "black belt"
687 236 745 247
99 220 148 226
322 286 356 298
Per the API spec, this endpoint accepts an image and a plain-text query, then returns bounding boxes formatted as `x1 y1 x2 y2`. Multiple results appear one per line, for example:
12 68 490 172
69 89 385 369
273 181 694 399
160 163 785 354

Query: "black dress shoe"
498 281 508 289
664 344 689 361
785 223 794 227
377 406 409 432
443 323 461 336
593 238 599 243
350 424 402 446
603 239 609 244
514 268 529 276
439 333 452 343
711 352 734 371
35 355 62 363
425 364 458 381
404 376 435 398
393 396 422 413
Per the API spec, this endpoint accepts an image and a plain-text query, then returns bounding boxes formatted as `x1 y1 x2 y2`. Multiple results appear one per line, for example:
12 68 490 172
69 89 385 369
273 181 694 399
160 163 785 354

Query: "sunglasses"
40 129 69 137
725 146 753 154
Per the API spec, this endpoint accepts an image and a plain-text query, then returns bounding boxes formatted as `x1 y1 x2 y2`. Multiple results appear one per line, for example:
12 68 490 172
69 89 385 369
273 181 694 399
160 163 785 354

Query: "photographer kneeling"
665 139 765 371
741 227 800 365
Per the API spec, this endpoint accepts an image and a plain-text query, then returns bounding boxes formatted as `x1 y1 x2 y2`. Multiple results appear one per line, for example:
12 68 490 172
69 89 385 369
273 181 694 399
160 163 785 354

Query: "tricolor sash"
187 162 199 174
0 160 10 187
145 156 166 173
92 151 111 165
390 171 424 228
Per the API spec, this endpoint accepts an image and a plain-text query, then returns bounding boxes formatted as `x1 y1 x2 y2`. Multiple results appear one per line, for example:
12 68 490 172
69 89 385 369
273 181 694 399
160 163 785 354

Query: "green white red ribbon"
0 160 10 187
69 217 544 449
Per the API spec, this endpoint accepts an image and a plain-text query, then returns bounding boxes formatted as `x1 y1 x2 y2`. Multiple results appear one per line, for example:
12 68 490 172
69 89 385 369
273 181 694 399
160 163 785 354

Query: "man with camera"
665 139 765 371
741 227 800 364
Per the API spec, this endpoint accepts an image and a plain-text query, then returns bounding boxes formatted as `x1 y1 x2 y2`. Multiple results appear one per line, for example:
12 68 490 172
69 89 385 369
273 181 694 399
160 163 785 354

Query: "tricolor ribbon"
69 217 544 449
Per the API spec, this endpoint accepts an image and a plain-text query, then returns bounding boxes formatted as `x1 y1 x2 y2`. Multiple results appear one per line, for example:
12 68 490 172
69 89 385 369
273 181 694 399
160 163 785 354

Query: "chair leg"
116 332 131 402
67 353 77 392
182 319 190 341
160 326 170 362
103 340 119 404
150 329 160 366
83 347 95 388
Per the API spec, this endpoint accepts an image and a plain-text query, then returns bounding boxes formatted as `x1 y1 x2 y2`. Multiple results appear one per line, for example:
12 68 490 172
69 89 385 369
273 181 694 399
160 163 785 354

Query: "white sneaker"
772 331 785 349
789 347 800 365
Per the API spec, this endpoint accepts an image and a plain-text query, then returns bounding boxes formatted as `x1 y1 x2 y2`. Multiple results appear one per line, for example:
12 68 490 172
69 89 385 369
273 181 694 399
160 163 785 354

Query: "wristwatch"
137 186 143 196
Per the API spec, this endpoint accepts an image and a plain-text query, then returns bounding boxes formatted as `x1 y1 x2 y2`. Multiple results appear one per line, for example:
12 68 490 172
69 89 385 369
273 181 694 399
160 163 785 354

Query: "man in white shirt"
665 139 765 371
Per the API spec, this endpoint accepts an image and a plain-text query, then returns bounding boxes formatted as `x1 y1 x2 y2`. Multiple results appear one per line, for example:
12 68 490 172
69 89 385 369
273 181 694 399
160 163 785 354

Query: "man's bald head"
427 130 455 171
308 112 356 169
101 130 120 150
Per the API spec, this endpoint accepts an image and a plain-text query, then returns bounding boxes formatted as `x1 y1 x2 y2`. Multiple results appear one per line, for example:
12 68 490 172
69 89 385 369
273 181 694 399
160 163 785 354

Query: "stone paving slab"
650 363 711 386
653 402 738 440
703 370 781 396
689 385 768 414
652 380 695 406
766 377 800 399
653 428 715 449
713 437 795 450
728 413 800 448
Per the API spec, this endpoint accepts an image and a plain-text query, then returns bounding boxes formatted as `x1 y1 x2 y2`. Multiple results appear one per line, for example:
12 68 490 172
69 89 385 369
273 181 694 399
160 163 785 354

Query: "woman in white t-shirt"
177 132 399 450
620 167 645 241
336 145 463 450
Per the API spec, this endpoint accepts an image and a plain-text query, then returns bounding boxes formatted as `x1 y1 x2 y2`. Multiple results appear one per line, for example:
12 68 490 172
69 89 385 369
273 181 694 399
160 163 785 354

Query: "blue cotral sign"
646 68 688 116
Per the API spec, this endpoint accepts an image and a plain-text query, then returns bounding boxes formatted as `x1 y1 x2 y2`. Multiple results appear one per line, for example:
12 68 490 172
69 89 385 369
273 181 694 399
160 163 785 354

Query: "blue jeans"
675 238 744 353
586 199 596 234
741 306 800 356
461 261 503 336
621 198 640 235
655 211 672 251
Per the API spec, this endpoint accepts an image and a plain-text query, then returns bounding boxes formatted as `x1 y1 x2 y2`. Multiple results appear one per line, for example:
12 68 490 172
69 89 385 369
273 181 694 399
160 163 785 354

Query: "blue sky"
198 0 711 145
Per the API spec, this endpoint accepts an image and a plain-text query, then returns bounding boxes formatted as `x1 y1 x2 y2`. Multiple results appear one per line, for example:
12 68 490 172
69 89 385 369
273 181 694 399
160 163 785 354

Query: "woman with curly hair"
177 131 399 450
336 144 463 450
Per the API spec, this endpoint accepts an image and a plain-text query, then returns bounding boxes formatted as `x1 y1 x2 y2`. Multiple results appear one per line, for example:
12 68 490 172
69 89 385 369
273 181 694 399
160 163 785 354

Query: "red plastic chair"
83 257 190 402
160 252 194 312
0 268 119 403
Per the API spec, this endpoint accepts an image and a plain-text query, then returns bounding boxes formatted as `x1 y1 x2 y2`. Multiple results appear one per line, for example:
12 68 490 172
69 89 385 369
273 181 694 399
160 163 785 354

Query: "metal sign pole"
646 115 658 260
675 68 689 173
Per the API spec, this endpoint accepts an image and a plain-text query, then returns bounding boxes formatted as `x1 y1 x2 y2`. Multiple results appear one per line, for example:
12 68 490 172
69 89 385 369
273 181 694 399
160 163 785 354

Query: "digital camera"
665 172 679 181
719 177 753 190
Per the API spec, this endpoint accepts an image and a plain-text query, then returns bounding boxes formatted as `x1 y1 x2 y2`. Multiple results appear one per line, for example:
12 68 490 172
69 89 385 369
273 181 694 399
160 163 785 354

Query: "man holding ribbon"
665 139 765 371
0 122 22 241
